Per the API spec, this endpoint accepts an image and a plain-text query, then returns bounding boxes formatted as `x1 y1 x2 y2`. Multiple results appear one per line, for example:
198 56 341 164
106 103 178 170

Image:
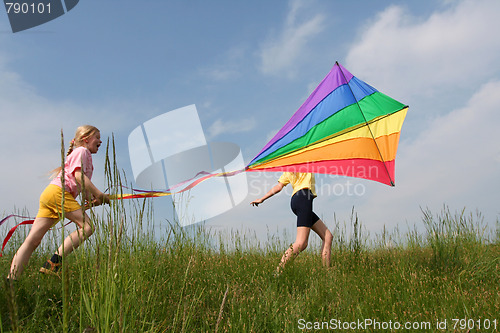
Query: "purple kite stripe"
251 62 353 164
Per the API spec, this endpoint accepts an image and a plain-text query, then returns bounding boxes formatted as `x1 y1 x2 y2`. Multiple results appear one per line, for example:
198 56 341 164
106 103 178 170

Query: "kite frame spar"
338 61 395 186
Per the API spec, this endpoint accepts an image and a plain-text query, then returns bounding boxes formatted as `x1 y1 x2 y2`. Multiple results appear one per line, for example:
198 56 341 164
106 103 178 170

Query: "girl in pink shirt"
8 125 110 280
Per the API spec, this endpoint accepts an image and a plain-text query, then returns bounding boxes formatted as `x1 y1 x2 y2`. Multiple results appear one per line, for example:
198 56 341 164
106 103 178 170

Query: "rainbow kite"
246 61 408 186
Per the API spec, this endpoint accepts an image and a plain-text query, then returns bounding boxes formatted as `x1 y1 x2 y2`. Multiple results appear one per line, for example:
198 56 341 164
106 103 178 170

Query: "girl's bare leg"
277 226 311 273
8 217 57 280
54 209 94 257
311 219 333 267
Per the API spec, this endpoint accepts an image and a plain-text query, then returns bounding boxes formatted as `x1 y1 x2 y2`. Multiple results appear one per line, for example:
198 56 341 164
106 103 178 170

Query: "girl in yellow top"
251 172 332 273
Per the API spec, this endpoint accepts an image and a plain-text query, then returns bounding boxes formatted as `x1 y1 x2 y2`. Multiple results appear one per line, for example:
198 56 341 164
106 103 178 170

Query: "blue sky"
1 0 499 245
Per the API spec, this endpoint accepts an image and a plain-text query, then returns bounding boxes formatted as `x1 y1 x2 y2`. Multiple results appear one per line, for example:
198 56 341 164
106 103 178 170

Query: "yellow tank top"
278 172 316 196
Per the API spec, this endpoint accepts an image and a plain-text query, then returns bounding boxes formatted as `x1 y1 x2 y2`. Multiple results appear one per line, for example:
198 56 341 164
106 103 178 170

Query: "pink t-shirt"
50 146 94 198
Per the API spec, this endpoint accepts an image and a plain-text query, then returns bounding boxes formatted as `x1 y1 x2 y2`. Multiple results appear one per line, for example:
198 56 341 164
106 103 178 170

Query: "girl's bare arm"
74 170 110 205
250 182 285 206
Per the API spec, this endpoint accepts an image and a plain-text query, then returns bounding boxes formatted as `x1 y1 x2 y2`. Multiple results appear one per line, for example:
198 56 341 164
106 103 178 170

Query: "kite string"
109 166 248 200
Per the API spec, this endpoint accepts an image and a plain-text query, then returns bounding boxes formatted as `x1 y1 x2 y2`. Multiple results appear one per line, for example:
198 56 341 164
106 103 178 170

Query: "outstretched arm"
250 182 285 207
74 170 110 206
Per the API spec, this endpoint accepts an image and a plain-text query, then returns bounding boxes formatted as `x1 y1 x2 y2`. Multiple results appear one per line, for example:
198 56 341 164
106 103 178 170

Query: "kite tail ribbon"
0 214 72 257
0 215 35 257
110 168 247 200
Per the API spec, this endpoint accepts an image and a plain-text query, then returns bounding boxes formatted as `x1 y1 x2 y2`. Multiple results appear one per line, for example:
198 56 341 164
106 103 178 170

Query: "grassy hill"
1 205 498 332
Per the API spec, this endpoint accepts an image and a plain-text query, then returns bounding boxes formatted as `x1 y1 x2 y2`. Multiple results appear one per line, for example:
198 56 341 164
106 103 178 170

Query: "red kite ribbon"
1 219 34 256
0 214 32 227
0 215 71 257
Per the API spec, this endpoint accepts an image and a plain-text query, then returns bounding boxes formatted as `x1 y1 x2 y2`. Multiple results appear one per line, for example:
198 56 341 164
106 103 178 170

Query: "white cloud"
346 0 500 101
258 0 325 77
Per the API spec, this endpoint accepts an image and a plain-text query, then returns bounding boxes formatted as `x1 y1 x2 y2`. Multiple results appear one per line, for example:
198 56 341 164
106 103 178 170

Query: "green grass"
0 141 498 332
0 205 498 332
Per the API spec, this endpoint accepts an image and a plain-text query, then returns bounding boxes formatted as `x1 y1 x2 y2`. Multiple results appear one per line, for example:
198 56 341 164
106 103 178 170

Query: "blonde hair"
66 125 100 156
49 125 100 179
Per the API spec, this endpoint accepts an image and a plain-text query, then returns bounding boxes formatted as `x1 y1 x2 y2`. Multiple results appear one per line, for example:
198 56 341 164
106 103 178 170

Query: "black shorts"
290 189 320 228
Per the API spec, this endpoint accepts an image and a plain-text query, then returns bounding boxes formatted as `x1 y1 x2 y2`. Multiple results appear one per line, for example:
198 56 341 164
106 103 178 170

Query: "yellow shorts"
37 184 82 219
